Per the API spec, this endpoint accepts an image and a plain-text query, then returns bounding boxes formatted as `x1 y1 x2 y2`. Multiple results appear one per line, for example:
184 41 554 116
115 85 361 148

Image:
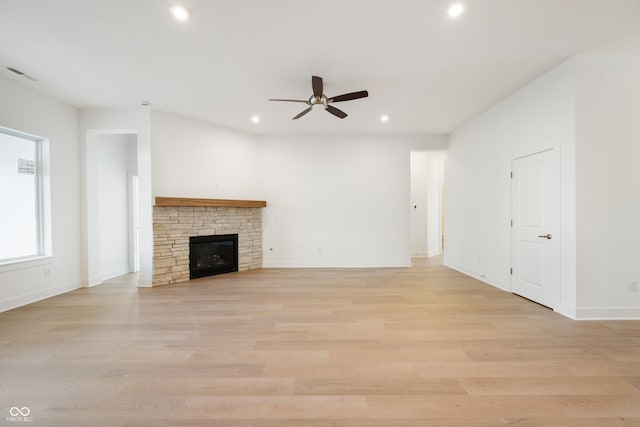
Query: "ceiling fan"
269 75 369 120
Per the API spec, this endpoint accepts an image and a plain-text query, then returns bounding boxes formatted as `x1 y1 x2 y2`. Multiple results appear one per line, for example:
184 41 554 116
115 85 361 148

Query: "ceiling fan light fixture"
309 95 327 109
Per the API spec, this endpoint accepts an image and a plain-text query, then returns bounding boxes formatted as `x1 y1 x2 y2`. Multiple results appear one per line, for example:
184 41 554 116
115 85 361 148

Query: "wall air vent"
6 67 38 82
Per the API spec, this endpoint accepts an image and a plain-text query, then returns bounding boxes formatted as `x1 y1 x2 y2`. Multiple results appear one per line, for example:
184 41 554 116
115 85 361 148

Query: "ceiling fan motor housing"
309 95 327 109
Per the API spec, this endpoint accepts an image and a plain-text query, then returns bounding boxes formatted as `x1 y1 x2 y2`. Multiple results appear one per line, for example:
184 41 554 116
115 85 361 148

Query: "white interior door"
511 149 560 309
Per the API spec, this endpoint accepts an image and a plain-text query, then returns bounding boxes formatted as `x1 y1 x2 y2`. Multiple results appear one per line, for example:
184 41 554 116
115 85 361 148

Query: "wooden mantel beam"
154 197 267 208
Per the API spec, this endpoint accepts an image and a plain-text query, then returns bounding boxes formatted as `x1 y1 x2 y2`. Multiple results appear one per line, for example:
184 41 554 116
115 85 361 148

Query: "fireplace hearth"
189 234 238 279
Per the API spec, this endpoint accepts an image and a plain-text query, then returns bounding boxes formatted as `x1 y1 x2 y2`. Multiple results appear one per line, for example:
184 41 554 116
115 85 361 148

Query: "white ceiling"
1 0 639 135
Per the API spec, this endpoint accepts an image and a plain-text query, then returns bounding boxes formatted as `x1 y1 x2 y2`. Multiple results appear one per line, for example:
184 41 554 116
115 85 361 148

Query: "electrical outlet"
631 281 639 293
44 268 51 277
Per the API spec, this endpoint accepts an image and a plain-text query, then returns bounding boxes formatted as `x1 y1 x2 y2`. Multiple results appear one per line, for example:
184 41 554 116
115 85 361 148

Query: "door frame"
128 172 140 273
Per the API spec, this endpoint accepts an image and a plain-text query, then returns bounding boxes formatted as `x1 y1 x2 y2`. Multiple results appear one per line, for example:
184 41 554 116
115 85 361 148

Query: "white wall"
151 111 261 200
0 76 82 311
575 54 640 318
94 134 132 281
260 135 447 267
148 111 447 268
444 59 577 316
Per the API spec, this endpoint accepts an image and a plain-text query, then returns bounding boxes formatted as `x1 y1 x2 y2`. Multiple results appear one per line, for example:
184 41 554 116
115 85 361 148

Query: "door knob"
537 234 552 240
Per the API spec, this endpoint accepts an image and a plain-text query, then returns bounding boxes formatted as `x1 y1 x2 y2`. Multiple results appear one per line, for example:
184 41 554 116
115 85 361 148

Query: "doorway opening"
86 132 139 285
410 151 445 258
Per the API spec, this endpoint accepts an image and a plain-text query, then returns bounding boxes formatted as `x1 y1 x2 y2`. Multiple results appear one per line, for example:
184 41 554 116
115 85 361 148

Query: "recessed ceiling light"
447 2 465 18
170 5 189 21
251 115 260 123
380 115 389 123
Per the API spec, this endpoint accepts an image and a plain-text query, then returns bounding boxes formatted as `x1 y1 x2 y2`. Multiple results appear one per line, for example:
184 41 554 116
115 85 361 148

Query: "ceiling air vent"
7 67 38 82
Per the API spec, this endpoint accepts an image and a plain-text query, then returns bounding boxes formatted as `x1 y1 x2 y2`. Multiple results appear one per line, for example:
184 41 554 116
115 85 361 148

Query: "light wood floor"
1 258 640 426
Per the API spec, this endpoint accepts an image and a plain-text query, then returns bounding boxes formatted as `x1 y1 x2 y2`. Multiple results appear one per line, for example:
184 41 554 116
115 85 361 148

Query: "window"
0 126 51 264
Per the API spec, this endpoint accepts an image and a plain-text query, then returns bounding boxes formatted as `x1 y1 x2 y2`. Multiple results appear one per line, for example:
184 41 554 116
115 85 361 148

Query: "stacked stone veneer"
153 206 262 285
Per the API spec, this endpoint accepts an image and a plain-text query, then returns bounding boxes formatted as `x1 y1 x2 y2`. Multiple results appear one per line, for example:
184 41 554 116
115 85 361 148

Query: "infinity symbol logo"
9 407 30 416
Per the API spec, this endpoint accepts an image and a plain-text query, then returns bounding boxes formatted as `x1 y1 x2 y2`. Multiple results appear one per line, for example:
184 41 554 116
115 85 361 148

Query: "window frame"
0 125 52 267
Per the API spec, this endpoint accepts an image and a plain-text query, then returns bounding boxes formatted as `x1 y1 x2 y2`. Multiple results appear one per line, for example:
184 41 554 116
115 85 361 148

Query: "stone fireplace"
152 197 265 285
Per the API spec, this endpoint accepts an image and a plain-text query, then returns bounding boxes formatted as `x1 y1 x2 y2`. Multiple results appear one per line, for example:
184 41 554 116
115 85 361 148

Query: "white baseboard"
411 251 441 258
138 276 153 288
556 303 577 319
442 260 509 292
87 275 103 287
100 268 129 283
0 280 82 313
443 261 640 320
575 307 640 320
262 259 412 268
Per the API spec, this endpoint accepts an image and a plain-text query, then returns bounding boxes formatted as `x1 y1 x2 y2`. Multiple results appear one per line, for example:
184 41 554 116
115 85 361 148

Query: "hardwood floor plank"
119 377 295 396
459 376 640 396
294 377 466 396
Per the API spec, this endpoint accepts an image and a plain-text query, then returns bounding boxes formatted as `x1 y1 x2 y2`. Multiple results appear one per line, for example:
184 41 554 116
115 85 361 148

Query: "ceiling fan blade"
312 75 323 97
292 107 312 120
269 99 309 103
328 90 369 103
325 105 347 119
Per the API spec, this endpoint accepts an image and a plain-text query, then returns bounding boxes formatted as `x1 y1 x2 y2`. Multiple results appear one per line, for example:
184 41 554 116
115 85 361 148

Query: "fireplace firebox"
189 234 238 279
